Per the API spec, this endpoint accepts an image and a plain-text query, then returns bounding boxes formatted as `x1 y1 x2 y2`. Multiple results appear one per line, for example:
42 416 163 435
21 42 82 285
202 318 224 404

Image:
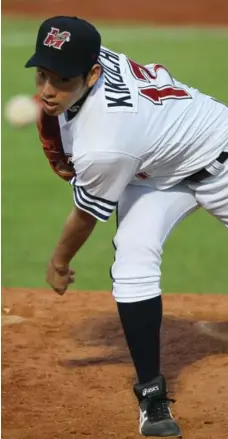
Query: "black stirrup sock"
117 295 162 384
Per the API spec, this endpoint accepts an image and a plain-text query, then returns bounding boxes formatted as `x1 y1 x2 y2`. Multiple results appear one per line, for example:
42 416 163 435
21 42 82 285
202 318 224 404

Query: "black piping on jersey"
73 187 109 221
79 185 117 207
73 185 117 221
70 176 77 186
70 176 117 220
109 203 119 282
77 186 116 213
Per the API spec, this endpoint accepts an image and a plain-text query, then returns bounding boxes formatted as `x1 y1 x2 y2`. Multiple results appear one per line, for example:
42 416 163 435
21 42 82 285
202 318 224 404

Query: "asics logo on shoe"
142 385 160 396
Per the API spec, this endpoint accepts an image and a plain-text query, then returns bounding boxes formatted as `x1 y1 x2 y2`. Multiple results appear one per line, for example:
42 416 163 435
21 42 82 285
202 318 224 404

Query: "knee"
111 237 162 303
112 283 161 303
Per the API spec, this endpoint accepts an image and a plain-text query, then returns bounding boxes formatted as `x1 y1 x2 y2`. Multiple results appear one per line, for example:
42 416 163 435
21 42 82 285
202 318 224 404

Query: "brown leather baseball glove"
34 95 75 182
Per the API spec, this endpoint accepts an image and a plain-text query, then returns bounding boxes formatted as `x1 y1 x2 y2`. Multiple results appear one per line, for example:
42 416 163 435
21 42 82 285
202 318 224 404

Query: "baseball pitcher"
25 16 228 438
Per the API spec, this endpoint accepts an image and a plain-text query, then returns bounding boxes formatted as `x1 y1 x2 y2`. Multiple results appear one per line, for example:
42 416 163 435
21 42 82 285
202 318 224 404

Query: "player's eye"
37 70 46 79
61 77 71 83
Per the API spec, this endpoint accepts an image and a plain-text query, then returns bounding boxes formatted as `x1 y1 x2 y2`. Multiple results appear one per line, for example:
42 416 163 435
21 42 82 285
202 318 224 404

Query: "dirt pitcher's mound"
2 289 228 439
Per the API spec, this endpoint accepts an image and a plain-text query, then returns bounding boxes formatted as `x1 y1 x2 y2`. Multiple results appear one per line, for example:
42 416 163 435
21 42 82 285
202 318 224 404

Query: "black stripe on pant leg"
109 203 119 282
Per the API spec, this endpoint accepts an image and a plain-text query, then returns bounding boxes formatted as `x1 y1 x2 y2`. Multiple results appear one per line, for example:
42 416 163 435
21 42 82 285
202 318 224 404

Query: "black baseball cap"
25 16 101 77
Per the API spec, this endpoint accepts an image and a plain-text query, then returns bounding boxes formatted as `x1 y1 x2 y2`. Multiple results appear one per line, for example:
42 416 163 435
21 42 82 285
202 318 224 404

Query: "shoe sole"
140 422 182 438
140 434 182 438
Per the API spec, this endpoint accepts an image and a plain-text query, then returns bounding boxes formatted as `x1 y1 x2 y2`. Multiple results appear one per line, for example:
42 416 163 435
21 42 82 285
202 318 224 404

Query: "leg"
188 159 228 228
112 183 198 303
111 183 198 437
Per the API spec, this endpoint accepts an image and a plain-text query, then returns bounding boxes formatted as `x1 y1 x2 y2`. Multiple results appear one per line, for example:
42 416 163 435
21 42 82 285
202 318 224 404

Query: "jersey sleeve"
71 151 140 221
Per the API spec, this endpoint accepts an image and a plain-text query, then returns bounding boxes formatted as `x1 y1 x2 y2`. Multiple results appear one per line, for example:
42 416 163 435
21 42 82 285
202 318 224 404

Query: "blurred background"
2 1 228 293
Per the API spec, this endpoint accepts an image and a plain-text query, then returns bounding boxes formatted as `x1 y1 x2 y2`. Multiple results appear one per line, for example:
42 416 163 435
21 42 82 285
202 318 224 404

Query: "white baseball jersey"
58 46 228 221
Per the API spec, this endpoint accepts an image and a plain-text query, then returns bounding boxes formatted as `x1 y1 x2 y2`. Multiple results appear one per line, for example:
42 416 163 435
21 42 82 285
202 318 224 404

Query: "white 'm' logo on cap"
43 27 71 50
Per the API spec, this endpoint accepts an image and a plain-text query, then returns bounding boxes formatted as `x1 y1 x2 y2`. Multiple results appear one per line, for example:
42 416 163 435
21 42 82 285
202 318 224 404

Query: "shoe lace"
147 395 175 423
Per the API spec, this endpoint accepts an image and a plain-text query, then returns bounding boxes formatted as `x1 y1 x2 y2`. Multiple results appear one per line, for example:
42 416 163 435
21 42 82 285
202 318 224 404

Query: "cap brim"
25 53 83 78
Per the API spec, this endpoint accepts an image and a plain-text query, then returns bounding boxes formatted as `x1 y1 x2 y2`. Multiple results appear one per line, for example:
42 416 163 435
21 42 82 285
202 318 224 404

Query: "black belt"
187 151 228 183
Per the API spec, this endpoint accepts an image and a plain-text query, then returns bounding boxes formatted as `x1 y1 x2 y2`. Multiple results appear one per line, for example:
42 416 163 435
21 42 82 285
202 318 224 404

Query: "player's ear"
86 64 102 88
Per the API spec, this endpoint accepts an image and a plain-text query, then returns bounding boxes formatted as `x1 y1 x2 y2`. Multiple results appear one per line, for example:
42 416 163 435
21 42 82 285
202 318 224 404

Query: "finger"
69 269 75 275
54 287 67 295
68 272 75 283
68 277 75 284
48 278 68 295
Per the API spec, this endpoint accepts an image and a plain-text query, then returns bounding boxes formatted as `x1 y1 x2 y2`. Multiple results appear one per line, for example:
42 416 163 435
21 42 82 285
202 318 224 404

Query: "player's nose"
42 79 57 100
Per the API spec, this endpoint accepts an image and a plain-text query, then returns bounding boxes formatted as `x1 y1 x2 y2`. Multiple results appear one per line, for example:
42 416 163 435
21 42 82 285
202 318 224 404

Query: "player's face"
36 64 101 116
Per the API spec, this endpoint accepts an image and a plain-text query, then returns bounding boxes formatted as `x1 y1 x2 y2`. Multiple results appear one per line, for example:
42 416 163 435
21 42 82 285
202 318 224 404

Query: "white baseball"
4 95 40 127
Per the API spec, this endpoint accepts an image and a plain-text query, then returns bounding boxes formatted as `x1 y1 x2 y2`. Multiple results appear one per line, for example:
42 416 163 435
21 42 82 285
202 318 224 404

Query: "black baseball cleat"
133 375 182 437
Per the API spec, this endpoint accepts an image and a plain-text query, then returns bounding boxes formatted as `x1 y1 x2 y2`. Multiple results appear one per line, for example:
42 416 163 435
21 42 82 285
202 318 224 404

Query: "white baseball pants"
111 159 228 303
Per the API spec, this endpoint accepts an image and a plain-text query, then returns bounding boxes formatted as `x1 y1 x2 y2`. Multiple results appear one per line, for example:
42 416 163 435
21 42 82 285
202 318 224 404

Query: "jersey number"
128 60 191 105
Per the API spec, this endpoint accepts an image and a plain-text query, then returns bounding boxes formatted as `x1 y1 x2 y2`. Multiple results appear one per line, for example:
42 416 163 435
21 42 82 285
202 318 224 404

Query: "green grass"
2 18 228 292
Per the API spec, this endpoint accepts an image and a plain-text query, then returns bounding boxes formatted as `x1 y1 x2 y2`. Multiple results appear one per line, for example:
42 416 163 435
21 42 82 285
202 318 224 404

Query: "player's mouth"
42 99 59 113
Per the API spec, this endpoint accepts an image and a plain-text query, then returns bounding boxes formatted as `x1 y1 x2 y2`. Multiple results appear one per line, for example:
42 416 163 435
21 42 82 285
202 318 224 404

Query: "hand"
46 260 75 295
